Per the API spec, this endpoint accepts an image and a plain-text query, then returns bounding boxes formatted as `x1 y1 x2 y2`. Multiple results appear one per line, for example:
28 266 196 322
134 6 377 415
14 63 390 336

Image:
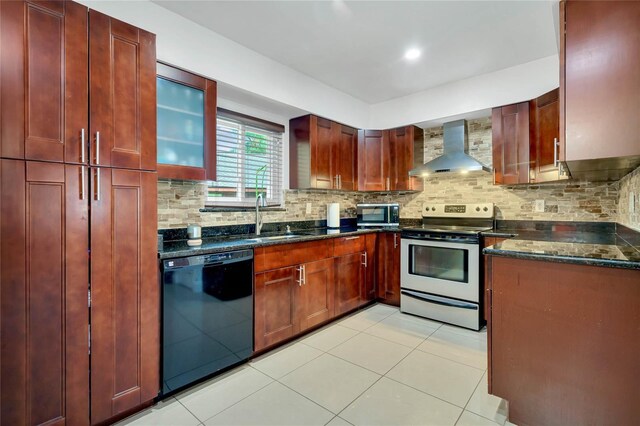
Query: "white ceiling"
152 0 558 104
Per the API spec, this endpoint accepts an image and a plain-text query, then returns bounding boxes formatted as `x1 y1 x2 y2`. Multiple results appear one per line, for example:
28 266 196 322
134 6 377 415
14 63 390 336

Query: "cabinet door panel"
389 127 411 190
298 258 334 331
362 234 377 305
335 253 364 315
0 0 88 163
564 0 640 162
90 168 158 424
90 11 156 171
377 233 400 306
358 129 390 191
312 116 334 189
492 103 529 185
255 267 297 351
0 159 89 425
334 124 358 190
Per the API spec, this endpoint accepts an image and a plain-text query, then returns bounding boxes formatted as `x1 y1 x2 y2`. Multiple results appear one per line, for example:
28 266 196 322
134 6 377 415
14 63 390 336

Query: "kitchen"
0 1 639 426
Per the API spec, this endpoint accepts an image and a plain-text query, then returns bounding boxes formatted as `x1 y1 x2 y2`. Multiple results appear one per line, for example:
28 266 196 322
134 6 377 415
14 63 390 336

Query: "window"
207 109 284 207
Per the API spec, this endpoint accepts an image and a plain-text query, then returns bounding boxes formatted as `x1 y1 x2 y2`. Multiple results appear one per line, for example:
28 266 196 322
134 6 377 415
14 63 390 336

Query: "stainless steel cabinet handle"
362 252 367 267
386 177 390 191
393 233 398 249
345 236 360 241
338 175 342 189
296 266 302 286
80 166 85 200
95 131 100 165
553 137 559 167
81 128 85 163
95 168 100 201
302 265 306 285
493 168 496 185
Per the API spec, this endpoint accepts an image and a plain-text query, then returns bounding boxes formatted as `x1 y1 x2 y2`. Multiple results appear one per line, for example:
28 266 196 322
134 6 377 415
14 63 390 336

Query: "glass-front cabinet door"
156 63 217 181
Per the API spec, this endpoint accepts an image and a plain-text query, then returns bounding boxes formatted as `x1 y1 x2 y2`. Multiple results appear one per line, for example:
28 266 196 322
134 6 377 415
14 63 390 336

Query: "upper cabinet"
530 88 566 183
560 0 640 180
492 102 531 185
0 0 88 163
156 63 217 180
290 115 357 190
89 11 156 171
0 1 156 171
358 126 423 191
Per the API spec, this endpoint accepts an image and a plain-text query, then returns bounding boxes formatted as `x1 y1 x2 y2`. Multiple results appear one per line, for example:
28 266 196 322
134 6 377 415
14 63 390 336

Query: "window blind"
207 112 284 207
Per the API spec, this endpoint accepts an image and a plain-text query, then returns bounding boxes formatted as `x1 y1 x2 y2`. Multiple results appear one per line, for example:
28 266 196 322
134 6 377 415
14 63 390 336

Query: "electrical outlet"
630 192 636 214
306 202 312 214
534 199 545 213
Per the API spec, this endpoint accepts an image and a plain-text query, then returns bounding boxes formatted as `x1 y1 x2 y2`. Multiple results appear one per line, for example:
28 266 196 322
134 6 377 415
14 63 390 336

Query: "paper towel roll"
327 203 340 228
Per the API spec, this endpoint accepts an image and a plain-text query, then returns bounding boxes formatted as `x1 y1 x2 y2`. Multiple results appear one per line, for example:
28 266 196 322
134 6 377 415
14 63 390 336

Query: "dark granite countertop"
483 222 640 270
159 227 390 260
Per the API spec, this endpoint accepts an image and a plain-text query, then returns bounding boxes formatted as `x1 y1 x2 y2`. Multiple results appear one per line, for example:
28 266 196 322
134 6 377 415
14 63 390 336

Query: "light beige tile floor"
117 304 514 426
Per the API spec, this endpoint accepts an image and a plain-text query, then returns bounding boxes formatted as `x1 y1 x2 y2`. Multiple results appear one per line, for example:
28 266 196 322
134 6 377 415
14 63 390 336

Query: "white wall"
79 1 559 131
368 55 559 129
78 0 370 128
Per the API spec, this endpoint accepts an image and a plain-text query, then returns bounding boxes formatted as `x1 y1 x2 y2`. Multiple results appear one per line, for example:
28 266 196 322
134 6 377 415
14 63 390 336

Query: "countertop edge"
483 246 640 271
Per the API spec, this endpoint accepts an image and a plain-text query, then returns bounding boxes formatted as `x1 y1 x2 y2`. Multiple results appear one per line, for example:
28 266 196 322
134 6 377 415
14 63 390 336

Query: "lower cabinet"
362 234 377 304
90 168 159 424
334 252 365 316
0 160 89 425
255 258 334 352
377 232 401 306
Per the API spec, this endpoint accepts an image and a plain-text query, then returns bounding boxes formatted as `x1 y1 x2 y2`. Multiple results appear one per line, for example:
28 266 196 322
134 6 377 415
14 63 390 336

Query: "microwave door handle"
401 290 478 310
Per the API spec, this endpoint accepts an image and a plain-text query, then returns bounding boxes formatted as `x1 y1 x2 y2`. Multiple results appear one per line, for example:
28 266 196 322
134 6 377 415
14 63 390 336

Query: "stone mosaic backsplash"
157 116 635 230
617 165 640 231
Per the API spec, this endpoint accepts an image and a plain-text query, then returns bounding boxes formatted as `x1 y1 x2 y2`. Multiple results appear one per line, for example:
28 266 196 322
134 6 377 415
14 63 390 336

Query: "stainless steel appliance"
357 203 400 227
400 203 494 330
161 249 253 396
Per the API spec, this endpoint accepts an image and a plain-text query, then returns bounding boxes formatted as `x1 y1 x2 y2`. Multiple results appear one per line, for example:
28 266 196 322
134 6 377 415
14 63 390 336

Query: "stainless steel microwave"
357 203 400 227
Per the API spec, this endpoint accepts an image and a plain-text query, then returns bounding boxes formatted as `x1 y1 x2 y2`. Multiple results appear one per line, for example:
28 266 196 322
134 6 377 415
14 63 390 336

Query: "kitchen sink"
242 234 306 243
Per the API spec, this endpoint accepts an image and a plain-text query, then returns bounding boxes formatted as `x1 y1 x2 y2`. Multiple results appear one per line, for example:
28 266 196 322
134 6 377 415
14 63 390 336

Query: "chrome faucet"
255 193 267 235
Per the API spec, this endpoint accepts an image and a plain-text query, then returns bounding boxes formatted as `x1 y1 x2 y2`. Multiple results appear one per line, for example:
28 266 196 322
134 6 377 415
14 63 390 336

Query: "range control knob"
483 207 489 212
475 207 480 212
424 206 429 212
431 207 436 211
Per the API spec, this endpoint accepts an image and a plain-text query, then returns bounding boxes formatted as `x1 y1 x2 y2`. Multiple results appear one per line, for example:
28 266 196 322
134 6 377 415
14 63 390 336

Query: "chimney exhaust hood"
409 119 490 176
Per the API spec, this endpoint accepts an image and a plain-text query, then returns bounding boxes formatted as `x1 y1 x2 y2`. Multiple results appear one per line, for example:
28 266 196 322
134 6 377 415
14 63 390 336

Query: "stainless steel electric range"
400 203 494 330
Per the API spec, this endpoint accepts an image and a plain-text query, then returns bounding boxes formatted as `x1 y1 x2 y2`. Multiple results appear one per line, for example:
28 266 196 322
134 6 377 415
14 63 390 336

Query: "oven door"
400 237 479 302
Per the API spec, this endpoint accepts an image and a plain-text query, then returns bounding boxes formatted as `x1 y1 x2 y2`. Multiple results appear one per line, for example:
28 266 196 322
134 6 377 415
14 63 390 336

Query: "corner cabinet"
492 102 530 185
560 0 640 179
156 63 217 181
358 126 423 191
289 115 357 190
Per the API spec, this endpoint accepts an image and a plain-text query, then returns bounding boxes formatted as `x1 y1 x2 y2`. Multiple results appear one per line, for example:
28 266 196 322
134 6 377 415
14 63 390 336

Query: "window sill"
200 207 286 213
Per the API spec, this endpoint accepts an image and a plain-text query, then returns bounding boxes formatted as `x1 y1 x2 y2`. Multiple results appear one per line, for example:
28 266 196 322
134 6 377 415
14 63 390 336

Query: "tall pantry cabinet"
0 1 159 425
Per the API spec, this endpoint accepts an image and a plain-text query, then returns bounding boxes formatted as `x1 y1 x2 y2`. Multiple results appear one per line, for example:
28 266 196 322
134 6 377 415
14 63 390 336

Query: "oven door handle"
402 234 478 244
401 290 478 310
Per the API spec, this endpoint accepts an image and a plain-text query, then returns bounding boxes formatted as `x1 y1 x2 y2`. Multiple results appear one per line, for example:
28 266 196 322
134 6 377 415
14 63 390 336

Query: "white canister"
327 203 340 228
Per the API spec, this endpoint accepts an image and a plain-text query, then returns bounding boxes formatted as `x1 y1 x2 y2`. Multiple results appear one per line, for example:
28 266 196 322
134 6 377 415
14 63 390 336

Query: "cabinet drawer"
333 235 366 257
254 239 333 272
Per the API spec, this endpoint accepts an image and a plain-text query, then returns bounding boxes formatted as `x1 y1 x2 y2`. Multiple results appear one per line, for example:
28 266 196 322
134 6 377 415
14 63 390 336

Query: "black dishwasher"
161 249 253 396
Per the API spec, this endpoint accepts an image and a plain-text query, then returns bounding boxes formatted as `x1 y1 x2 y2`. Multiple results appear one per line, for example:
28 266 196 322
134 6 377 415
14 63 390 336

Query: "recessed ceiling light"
404 48 421 61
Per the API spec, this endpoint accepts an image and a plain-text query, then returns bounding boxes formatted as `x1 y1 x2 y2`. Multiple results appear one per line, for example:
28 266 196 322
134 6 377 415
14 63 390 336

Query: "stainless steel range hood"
409 119 490 176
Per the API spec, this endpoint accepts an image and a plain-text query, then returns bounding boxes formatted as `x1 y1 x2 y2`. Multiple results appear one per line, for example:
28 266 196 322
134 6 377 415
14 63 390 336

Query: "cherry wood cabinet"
254 267 298 351
560 0 640 179
376 232 401 306
358 126 423 191
89 10 156 171
0 0 88 164
362 234 378 304
254 242 334 352
335 252 365 316
90 168 159 424
358 129 390 191
156 63 217 181
289 115 358 190
389 126 424 191
0 160 89 425
529 88 566 183
297 258 335 331
486 256 640 425
492 102 530 185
